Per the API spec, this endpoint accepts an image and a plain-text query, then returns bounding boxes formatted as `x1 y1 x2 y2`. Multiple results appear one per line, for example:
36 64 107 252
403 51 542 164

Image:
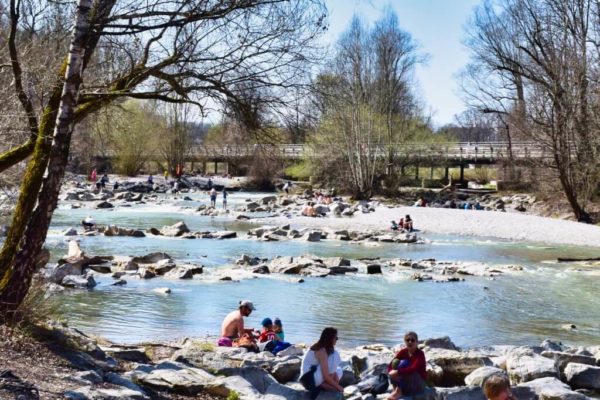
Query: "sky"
323 0 483 127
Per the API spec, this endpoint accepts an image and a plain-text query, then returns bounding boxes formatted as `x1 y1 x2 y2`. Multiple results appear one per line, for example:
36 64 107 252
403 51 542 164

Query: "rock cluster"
45 243 203 288
247 224 418 244
37 324 600 400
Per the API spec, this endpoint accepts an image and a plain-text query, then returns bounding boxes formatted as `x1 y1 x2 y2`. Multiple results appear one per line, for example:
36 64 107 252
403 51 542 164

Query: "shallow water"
43 191 600 348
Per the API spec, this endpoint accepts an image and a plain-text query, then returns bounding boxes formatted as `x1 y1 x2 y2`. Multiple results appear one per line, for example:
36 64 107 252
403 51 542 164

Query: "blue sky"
323 0 482 127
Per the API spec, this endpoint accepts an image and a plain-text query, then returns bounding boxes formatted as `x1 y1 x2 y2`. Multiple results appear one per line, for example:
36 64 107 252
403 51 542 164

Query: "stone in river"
366 264 382 274
160 221 190 237
96 201 114 209
61 275 97 289
132 252 172 264
63 227 78 236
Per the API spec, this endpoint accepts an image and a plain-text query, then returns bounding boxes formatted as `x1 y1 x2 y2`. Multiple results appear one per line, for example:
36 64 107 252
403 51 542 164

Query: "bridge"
190 141 550 162
189 141 551 179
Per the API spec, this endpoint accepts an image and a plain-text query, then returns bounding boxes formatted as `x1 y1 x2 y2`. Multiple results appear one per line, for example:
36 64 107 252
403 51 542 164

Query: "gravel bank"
256 206 600 248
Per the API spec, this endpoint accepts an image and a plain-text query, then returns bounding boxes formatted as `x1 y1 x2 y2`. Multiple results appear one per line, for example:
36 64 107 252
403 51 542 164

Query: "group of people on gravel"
219 300 515 400
390 214 414 232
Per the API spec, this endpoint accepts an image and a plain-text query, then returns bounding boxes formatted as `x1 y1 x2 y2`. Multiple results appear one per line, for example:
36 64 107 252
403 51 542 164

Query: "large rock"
96 201 114 209
519 377 588 400
204 376 261 399
50 262 84 283
506 347 557 384
434 386 485 400
263 382 311 400
160 221 190 237
132 252 172 264
271 357 301 383
213 230 237 239
61 275 97 289
132 361 215 395
541 350 597 373
219 366 278 393
424 336 458 351
164 266 201 280
172 342 246 372
303 231 322 242
426 348 493 386
65 386 148 400
261 195 277 205
564 362 600 390
464 366 507 386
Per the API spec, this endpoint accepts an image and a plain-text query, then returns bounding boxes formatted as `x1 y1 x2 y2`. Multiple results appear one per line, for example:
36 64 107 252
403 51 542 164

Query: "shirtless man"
217 300 256 347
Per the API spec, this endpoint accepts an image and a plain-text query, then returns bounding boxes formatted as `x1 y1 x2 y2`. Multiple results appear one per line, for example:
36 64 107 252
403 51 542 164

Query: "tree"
0 0 327 317
463 0 600 221
310 14 426 198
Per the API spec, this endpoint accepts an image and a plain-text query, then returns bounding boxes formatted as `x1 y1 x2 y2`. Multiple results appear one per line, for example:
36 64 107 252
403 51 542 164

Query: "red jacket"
388 347 427 380
258 330 278 343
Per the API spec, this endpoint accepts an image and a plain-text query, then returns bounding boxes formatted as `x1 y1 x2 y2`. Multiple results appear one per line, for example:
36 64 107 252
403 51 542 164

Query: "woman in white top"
300 327 344 393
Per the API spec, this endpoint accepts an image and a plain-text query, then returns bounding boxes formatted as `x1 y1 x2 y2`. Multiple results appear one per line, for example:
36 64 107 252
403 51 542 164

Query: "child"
483 374 514 400
273 317 284 341
258 318 278 342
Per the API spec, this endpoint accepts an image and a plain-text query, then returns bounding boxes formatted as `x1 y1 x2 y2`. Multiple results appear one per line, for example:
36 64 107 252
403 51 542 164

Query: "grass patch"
284 161 312 180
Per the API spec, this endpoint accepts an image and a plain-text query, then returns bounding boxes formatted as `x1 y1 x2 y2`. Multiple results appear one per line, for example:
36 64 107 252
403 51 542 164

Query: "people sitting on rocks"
390 220 399 231
301 202 317 217
81 216 96 231
273 317 284 340
404 215 413 231
299 327 343 398
113 181 119 190
387 331 427 399
483 374 514 400
147 174 154 185
217 299 257 349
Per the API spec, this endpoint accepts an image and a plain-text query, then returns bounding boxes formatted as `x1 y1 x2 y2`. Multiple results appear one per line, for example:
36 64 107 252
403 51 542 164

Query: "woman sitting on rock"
299 327 343 398
387 331 427 399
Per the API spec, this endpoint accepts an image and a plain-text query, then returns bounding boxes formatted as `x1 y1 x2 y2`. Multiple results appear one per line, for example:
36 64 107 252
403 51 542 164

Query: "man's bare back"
221 309 244 338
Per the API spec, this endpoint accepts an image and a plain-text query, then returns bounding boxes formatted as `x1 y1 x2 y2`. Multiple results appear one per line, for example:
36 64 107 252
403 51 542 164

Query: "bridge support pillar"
430 167 434 180
415 166 419 180
202 162 207 175
444 166 449 181
460 164 465 181
214 161 218 174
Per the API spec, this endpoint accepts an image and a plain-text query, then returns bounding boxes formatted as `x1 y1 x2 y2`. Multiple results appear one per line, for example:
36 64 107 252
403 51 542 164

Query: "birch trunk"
0 0 95 317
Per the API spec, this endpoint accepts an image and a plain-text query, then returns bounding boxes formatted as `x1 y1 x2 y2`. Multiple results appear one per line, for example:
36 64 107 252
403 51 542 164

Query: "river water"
42 191 600 348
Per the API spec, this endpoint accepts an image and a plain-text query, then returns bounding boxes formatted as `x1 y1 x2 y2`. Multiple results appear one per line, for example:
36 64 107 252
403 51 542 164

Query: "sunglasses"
405 338 416 343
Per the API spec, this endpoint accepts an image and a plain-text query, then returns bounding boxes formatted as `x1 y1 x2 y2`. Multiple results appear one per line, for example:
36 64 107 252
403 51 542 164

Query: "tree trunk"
0 0 94 317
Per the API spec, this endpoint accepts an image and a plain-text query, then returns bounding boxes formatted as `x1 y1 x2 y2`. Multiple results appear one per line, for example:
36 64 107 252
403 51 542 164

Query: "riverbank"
2 322 599 399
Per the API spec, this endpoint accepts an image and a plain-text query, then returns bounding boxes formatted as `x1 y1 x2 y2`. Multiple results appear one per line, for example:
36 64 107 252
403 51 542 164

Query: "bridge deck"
189 142 551 163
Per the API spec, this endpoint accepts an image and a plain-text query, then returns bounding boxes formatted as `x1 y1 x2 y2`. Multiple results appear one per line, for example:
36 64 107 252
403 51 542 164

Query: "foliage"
226 391 240 400
284 161 312 181
92 101 162 176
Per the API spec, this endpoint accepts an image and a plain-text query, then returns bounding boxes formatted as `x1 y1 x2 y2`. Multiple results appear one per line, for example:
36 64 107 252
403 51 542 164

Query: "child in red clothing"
387 331 427 399
257 318 279 342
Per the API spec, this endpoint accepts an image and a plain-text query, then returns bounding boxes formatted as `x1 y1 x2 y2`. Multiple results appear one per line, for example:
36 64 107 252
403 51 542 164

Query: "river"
42 190 600 348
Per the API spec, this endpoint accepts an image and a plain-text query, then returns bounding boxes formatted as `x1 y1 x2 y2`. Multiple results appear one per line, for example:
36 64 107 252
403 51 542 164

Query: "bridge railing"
190 141 551 161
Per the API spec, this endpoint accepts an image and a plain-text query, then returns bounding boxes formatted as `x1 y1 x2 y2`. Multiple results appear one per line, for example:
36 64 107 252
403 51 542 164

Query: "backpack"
369 373 389 396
